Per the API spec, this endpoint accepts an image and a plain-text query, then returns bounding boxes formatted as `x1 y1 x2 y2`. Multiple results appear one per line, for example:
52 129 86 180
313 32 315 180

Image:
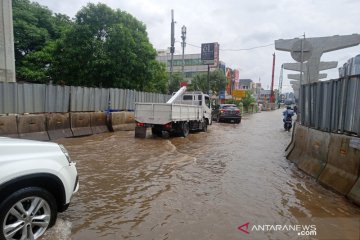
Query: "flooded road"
47 109 360 240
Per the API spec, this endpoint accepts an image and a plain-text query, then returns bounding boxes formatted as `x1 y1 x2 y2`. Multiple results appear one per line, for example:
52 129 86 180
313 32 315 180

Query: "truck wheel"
180 122 189 137
201 120 208 132
151 128 162 137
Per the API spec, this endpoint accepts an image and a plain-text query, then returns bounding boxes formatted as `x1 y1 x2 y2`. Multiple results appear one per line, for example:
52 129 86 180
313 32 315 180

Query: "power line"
185 41 274 51
182 34 305 52
221 43 274 51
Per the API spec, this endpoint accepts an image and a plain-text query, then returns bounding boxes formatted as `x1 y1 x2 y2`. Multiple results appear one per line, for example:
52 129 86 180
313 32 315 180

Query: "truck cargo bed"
135 103 203 125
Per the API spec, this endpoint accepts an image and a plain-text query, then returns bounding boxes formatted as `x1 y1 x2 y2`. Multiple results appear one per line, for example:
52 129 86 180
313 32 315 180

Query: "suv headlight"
59 144 74 164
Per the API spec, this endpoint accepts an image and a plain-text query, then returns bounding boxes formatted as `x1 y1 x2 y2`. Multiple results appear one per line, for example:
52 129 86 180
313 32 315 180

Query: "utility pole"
277 64 284 107
207 64 210 94
270 53 276 103
169 10 175 87
181 25 187 80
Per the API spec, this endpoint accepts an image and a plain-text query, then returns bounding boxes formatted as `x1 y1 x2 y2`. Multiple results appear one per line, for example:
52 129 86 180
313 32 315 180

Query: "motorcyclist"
283 106 294 122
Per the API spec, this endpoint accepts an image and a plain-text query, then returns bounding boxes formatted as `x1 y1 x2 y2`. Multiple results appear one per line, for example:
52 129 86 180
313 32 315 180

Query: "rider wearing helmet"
283 106 294 122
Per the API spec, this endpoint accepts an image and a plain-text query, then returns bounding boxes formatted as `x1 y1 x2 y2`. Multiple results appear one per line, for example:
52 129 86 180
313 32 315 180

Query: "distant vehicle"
0 137 79 240
212 104 241 124
284 99 294 105
134 87 212 138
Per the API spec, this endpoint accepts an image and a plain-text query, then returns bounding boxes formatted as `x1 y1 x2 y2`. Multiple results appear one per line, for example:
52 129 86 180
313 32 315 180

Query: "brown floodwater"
44 109 360 240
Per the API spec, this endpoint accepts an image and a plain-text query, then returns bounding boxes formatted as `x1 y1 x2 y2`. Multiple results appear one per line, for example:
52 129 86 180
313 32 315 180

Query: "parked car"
0 137 79 240
212 104 242 123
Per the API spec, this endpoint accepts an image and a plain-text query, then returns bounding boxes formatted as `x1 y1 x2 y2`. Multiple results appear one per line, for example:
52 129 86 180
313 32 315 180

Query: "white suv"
0 137 79 240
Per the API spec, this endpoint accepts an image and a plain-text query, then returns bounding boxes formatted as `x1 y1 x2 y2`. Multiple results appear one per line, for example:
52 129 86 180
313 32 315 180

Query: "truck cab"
174 92 212 125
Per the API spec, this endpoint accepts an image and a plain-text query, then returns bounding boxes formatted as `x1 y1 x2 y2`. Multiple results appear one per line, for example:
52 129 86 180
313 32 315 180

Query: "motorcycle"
284 115 292 131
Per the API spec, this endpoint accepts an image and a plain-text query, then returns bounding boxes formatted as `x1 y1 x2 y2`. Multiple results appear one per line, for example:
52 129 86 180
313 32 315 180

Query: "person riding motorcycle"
283 106 294 122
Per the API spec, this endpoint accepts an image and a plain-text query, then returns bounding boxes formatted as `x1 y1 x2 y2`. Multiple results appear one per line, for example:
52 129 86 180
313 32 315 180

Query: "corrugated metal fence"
0 82 170 114
300 74 360 136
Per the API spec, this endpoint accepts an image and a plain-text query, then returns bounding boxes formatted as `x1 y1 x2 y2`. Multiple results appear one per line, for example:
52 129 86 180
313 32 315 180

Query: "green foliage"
12 1 168 92
241 90 257 108
12 0 68 82
144 61 168 94
168 73 184 93
51 3 163 91
189 70 226 94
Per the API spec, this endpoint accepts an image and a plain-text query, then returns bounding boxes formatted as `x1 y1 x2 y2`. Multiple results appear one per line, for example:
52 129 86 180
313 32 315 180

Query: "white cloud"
33 0 360 93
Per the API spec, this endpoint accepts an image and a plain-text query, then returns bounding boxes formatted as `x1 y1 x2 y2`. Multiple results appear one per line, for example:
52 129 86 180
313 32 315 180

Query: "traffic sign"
232 90 246 98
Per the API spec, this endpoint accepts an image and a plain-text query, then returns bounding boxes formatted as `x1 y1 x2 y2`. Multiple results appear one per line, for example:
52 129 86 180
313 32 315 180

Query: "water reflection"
46 110 360 240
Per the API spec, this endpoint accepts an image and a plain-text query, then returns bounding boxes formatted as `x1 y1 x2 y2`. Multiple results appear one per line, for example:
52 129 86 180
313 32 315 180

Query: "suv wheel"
0 187 57 240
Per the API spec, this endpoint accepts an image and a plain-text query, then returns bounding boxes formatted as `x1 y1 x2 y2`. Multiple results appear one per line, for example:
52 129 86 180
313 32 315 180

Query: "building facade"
156 50 223 82
238 79 253 90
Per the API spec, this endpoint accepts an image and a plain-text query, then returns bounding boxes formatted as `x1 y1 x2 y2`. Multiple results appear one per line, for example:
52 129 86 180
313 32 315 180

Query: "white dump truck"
134 87 212 138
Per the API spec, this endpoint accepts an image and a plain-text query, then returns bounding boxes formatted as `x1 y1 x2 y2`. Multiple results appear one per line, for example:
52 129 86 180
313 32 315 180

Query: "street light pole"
169 10 175 88
181 25 187 80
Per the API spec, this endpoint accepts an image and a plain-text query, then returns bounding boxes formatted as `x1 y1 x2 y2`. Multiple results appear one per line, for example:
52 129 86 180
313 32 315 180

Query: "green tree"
189 70 226 94
51 3 166 91
12 0 70 82
241 90 257 109
168 73 184 93
144 61 168 94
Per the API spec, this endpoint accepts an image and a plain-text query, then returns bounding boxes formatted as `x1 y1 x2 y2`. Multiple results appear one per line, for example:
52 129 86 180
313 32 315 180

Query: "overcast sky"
33 0 360 92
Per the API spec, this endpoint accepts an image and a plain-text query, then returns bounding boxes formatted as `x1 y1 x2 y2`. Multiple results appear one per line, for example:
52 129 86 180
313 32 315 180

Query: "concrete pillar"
0 0 16 82
275 34 360 83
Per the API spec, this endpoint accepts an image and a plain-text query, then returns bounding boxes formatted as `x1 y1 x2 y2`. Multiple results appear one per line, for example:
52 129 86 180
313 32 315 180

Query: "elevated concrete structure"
275 34 360 83
0 0 16 82
284 61 338 72
290 80 300 86
284 61 337 83
288 73 327 81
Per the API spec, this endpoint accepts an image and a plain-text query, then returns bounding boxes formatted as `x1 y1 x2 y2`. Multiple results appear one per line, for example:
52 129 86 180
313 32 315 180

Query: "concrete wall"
287 124 360 206
0 111 135 140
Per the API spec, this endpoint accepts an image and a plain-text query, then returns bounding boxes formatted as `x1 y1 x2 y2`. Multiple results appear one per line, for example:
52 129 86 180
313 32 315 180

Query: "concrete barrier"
0 115 19 138
109 112 135 131
285 122 296 158
318 135 360 195
70 112 92 137
47 113 73 140
348 178 360 206
347 137 360 205
90 112 109 134
297 128 331 179
287 125 309 165
18 114 49 141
